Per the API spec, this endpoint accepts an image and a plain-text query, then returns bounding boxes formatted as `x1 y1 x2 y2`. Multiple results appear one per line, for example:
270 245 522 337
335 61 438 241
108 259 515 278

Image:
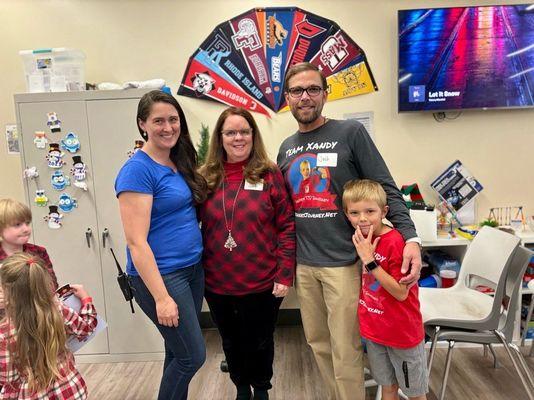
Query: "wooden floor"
78 326 534 400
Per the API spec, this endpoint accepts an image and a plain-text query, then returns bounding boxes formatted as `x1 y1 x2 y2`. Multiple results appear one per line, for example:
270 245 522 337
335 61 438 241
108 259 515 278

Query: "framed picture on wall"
5 124 20 154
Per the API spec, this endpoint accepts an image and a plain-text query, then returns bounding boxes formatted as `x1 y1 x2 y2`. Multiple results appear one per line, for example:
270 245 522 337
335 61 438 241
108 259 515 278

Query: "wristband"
365 260 379 272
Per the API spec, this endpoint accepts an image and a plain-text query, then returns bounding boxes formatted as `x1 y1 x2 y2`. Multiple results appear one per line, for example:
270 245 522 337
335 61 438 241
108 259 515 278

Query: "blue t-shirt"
114 150 202 276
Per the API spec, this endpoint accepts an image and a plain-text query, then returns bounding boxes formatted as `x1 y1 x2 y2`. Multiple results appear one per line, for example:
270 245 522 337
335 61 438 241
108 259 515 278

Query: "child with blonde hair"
343 179 427 400
0 252 97 399
0 198 58 289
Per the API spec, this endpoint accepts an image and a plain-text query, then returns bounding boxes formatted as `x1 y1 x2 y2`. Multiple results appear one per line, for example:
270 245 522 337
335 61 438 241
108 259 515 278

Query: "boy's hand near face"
352 225 380 265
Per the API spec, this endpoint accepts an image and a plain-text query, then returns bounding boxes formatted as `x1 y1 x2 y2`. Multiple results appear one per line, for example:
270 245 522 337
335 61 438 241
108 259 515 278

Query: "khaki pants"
296 263 364 400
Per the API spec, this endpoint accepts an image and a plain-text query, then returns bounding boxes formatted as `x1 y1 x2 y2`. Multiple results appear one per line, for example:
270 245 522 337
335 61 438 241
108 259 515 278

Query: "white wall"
1 0 533 222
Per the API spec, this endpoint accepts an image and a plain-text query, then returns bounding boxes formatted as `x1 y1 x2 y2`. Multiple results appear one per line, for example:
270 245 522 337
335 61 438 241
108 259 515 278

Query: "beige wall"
1 0 533 221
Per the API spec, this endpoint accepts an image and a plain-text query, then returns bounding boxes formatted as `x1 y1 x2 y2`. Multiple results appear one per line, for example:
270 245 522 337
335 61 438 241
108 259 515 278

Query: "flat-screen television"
398 4 534 112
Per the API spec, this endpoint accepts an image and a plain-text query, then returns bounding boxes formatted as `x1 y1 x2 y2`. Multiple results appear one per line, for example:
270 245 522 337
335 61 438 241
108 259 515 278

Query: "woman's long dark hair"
137 90 207 204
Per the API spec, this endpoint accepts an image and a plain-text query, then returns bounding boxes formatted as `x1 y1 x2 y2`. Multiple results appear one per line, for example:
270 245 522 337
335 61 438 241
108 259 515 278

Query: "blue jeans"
130 263 206 400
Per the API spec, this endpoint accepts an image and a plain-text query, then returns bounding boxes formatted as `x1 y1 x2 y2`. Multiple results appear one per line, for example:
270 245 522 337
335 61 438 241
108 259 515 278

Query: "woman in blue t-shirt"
115 90 208 400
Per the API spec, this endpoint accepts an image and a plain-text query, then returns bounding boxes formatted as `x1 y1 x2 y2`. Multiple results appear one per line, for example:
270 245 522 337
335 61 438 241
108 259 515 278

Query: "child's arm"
366 266 409 301
352 225 409 302
61 284 97 339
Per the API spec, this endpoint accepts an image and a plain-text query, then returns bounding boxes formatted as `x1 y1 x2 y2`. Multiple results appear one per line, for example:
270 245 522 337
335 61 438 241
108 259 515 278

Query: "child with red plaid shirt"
0 252 97 399
0 198 59 290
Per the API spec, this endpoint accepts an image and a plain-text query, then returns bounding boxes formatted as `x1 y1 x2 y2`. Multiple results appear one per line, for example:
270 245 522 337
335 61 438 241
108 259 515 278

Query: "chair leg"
522 295 534 347
494 331 534 400
428 326 441 375
488 343 499 369
439 340 455 400
375 385 381 400
483 344 488 358
509 341 534 391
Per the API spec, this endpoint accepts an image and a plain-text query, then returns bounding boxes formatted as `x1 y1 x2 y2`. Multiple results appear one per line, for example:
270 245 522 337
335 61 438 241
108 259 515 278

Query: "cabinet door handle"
85 228 92 248
102 228 109 248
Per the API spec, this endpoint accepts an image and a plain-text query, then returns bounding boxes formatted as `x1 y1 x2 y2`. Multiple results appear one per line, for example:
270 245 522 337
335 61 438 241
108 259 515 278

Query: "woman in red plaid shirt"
199 107 296 400
0 252 97 400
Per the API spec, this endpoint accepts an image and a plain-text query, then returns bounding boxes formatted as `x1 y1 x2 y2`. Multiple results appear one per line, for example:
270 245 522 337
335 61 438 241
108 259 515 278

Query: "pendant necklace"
222 178 243 251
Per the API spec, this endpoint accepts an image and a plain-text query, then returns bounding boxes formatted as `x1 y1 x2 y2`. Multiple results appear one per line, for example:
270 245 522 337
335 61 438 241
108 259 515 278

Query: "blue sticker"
61 132 81 153
58 193 78 213
51 170 70 191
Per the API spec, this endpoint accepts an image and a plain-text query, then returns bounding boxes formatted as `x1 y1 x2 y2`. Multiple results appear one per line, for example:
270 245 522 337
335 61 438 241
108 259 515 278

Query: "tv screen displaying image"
398 4 534 112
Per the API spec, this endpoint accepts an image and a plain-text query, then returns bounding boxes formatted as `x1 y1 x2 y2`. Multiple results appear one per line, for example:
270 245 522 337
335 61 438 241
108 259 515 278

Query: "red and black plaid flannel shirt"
0 297 97 399
0 243 59 290
200 161 296 295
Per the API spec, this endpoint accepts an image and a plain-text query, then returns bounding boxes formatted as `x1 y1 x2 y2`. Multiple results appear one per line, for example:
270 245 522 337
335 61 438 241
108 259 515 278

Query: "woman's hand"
352 225 381 265
156 295 179 327
272 282 289 298
70 284 89 300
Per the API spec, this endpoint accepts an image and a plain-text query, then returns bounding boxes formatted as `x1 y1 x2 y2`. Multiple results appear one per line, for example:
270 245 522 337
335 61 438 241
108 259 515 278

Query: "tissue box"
410 209 437 242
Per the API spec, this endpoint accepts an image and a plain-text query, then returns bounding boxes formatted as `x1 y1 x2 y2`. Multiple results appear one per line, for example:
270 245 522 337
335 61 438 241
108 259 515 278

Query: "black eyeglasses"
286 85 324 98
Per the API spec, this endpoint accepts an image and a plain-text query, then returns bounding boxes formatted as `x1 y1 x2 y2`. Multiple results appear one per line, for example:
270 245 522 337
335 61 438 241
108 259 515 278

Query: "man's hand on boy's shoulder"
399 242 422 287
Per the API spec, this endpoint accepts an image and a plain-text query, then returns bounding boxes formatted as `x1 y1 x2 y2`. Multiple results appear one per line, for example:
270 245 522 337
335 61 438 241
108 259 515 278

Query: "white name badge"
244 180 264 191
316 153 338 167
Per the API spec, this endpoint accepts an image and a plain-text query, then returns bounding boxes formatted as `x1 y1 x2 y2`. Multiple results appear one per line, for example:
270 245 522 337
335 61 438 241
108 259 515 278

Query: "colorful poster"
326 61 378 101
225 10 275 109
264 8 295 109
431 160 483 211
178 58 271 116
178 7 378 115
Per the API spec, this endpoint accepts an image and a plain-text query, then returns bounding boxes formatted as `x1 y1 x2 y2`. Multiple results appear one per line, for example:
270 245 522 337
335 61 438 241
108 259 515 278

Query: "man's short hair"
342 179 387 211
284 62 327 92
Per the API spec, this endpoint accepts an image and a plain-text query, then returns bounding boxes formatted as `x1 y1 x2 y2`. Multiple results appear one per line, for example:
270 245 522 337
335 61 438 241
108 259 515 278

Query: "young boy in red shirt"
0 198 58 289
343 179 427 400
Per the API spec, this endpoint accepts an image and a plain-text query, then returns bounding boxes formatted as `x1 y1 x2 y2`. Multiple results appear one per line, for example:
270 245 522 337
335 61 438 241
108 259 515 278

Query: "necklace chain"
222 179 243 251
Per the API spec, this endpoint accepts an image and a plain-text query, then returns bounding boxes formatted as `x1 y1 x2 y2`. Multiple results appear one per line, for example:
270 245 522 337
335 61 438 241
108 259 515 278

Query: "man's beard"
291 105 322 125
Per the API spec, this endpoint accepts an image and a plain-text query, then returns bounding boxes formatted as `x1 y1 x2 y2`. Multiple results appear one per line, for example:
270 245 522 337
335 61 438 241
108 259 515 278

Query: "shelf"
422 237 470 247
515 229 534 245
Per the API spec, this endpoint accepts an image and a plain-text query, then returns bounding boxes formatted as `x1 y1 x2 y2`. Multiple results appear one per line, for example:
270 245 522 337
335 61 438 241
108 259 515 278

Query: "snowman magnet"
127 140 145 158
34 189 48 207
51 170 70 191
46 143 66 169
47 112 61 133
33 131 48 149
70 155 88 191
58 193 77 213
44 205 63 229
60 132 80 153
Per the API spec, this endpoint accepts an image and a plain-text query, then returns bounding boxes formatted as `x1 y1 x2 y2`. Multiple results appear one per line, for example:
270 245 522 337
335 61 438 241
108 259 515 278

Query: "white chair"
420 226 521 399
425 246 534 400
521 279 534 356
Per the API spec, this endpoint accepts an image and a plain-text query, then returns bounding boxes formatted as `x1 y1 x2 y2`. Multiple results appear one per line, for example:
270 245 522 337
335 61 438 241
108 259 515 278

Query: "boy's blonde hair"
342 179 387 211
0 252 67 392
0 198 32 232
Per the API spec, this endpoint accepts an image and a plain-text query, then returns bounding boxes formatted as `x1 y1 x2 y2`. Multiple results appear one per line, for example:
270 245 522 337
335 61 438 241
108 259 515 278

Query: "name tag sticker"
316 153 337 167
244 180 264 191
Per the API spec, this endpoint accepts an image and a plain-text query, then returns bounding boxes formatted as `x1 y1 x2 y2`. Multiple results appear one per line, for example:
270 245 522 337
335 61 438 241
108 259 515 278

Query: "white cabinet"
15 90 164 361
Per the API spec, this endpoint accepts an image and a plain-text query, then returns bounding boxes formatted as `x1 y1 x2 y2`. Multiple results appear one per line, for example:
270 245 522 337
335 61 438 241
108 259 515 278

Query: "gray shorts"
366 339 428 397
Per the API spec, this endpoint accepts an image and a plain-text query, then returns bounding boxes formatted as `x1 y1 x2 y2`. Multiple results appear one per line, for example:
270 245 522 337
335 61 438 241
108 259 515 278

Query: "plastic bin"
19 48 85 93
